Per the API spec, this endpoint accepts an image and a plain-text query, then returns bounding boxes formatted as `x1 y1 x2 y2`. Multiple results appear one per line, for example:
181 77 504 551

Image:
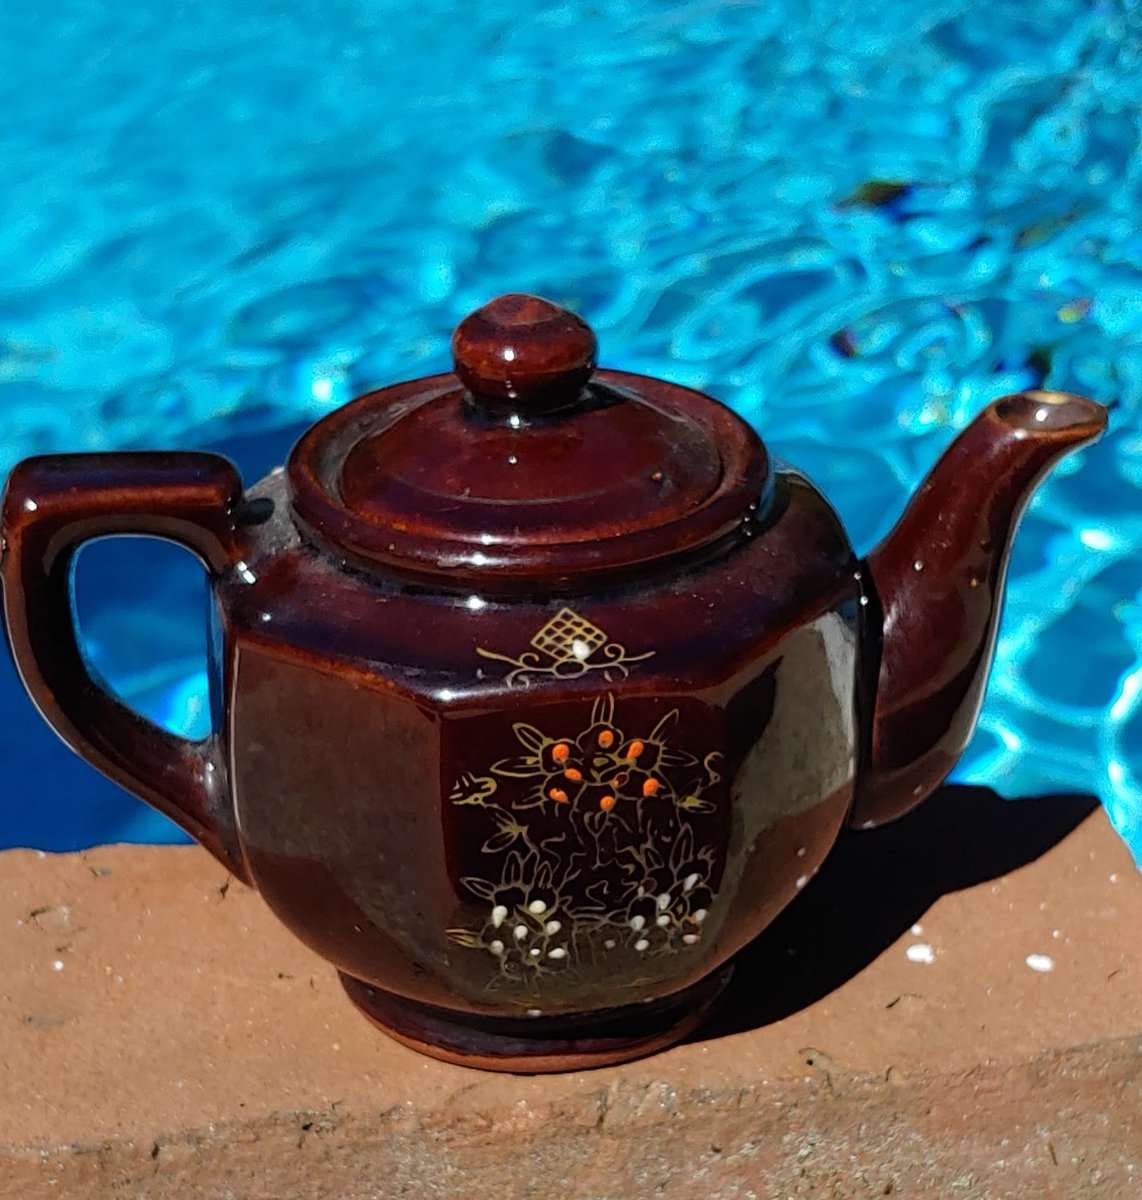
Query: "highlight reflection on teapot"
1 294 1107 1072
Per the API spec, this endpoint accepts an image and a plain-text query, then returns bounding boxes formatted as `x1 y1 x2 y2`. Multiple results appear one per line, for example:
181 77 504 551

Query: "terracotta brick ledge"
2 788 1139 1199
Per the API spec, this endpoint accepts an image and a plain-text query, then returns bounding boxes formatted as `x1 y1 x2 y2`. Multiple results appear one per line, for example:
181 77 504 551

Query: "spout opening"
993 390 1108 439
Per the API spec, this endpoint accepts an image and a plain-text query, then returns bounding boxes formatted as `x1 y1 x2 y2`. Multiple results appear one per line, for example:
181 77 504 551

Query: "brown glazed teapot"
1 295 1108 1072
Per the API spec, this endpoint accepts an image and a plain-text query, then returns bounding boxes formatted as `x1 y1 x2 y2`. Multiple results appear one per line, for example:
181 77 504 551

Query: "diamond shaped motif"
530 608 608 663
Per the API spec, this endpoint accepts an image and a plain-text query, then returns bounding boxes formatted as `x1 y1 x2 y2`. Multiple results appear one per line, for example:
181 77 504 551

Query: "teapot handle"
1 453 250 880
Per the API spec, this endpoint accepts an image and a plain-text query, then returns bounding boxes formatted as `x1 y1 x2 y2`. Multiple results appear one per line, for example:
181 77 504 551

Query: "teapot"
1 294 1107 1072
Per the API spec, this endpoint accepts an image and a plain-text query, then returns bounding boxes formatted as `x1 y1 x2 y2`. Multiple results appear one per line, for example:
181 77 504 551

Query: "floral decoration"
447 694 723 999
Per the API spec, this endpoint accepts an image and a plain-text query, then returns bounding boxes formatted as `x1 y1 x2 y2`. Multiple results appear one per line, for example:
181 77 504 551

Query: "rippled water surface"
1 1 1140 862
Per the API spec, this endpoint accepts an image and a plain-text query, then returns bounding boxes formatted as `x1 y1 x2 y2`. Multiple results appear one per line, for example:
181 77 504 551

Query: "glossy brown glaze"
0 293 1108 1073
342 966 734 1073
851 391 1108 827
1 454 251 880
450 292 597 411
225 463 859 1028
288 368 768 592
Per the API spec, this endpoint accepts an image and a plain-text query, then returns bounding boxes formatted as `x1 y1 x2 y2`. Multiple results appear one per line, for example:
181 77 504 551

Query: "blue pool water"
1 1 1140 863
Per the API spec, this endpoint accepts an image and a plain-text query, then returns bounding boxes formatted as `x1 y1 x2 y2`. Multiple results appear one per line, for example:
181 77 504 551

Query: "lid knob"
451 293 597 415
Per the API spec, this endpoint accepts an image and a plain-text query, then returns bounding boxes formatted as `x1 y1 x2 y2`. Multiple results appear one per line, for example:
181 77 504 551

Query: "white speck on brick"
796 847 807 857
527 1008 541 1018
796 874 810 889
911 923 924 936
1025 953 1055 973
906 943 935 964
51 960 64 971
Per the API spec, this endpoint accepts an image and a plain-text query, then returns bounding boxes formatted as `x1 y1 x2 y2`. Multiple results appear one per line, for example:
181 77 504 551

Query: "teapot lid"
288 294 768 591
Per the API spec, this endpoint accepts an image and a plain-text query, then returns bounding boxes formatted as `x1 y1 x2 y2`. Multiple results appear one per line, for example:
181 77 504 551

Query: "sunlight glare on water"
0 0 1139 862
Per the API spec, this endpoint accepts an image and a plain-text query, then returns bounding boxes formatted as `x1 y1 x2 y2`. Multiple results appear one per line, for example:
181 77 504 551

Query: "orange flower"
642 778 660 797
565 768 583 782
599 794 616 811
625 740 644 760
552 742 571 763
549 787 569 803
598 730 615 749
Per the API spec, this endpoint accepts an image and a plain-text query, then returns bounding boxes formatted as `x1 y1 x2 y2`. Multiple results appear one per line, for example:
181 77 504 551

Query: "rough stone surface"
1 788 1139 1199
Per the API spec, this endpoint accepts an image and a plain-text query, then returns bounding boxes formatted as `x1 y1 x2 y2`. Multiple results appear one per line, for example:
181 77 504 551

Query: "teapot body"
220 463 863 1036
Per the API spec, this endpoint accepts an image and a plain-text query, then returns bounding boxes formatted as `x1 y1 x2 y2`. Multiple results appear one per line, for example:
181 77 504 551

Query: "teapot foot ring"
339 967 733 1074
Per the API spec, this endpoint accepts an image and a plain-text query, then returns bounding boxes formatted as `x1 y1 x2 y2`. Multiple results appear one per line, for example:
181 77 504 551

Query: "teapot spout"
851 391 1108 828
